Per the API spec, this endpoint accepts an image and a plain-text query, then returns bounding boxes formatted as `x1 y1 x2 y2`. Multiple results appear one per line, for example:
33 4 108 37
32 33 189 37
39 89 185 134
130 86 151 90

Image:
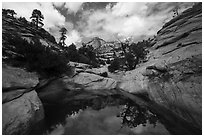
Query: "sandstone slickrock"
119 3 202 129
2 15 58 60
69 61 92 70
2 64 39 104
2 91 44 135
2 64 38 89
2 64 45 135
36 72 118 105
69 72 117 90
2 3 202 135
85 65 108 75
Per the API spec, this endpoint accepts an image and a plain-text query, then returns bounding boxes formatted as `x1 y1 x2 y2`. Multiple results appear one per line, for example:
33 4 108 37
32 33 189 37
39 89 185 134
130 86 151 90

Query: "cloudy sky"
2 2 194 47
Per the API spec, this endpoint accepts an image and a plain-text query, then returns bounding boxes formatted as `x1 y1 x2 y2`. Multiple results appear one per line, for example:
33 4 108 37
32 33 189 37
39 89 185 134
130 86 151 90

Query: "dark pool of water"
32 95 170 135
48 106 170 135
30 94 201 135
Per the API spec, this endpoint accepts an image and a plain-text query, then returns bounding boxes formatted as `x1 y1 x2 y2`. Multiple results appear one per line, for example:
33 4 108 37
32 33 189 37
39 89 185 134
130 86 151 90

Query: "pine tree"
2 9 16 17
59 27 67 47
30 9 44 29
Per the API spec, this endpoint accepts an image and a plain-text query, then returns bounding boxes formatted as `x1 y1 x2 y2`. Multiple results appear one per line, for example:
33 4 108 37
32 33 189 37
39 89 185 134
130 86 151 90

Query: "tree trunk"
36 17 39 29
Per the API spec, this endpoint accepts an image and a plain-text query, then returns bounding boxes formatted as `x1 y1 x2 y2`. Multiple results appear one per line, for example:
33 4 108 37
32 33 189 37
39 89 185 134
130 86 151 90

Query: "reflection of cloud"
131 122 169 135
50 124 64 135
62 106 134 135
48 106 170 135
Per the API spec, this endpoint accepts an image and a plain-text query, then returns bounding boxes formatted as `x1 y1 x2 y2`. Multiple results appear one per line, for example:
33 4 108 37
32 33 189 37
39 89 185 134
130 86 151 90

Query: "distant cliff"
85 37 125 63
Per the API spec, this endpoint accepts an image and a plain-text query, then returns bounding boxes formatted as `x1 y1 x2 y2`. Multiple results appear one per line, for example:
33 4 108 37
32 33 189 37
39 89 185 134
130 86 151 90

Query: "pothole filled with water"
32 95 170 135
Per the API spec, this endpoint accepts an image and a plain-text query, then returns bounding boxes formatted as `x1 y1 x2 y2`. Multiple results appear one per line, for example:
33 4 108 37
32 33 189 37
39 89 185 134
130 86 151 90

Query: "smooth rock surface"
36 72 118 105
2 90 44 135
70 72 117 90
2 64 38 88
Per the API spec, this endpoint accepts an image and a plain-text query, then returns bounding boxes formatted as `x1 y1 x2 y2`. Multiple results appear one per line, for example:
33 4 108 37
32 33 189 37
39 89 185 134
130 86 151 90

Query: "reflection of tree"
44 96 158 134
120 101 158 128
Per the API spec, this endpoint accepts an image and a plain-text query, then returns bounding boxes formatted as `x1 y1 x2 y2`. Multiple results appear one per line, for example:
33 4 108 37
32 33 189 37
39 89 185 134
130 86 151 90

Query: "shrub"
4 36 70 78
100 72 108 77
106 59 111 64
130 42 148 62
63 43 79 62
108 58 121 73
78 44 99 67
126 52 137 70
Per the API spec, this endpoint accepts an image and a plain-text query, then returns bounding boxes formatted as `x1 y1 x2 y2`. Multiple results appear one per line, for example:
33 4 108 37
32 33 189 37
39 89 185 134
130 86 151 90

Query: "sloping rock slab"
36 73 118 105
2 64 38 88
2 90 44 135
68 72 117 90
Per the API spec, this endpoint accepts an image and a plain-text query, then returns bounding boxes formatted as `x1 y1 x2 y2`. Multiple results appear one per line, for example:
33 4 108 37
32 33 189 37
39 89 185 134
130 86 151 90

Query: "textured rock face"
70 73 117 90
2 14 60 63
119 3 202 129
2 64 39 103
37 72 118 105
69 62 109 77
2 64 38 89
69 61 91 70
85 37 124 63
2 64 44 134
2 91 44 135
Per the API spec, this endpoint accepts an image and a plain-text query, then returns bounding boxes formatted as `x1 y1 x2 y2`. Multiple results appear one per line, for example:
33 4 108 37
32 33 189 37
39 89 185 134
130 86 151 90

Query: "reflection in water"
48 106 169 135
120 102 158 128
42 96 169 135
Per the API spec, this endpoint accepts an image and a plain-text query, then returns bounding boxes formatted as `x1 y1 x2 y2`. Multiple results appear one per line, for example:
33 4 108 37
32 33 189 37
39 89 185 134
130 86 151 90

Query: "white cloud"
52 2 64 8
49 21 75 44
3 2 194 45
65 30 82 47
78 2 194 42
64 2 83 14
112 2 148 17
78 3 160 41
2 2 66 30
52 2 84 14
2 2 83 45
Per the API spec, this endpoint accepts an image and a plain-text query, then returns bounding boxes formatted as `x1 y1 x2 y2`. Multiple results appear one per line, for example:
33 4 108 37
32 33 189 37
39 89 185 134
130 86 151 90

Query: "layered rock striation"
119 3 202 129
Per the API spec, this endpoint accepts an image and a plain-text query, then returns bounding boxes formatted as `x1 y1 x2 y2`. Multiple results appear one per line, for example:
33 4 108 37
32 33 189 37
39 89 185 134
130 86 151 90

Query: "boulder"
2 64 44 134
84 65 109 77
2 90 44 135
2 64 39 103
68 72 117 90
69 61 91 70
69 62 109 77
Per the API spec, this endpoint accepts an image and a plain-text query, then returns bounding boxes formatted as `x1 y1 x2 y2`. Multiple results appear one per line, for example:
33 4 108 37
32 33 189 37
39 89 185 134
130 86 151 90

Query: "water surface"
49 106 169 135
41 96 170 135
